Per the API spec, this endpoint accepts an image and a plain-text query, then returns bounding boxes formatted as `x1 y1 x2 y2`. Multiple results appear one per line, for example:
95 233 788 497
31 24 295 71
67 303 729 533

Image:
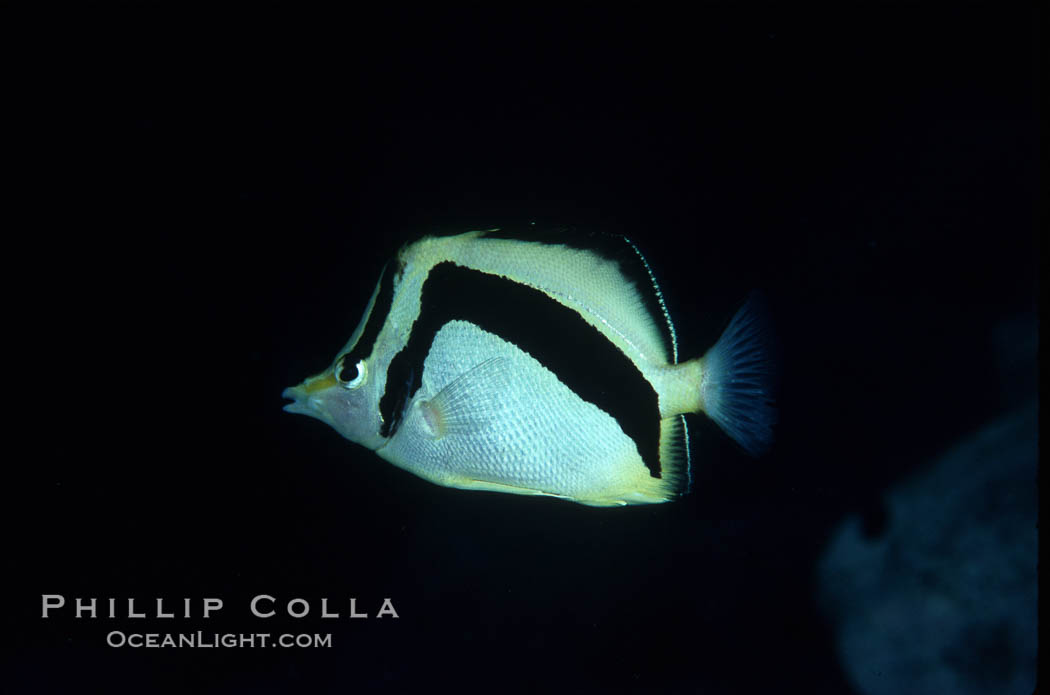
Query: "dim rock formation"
818 400 1037 694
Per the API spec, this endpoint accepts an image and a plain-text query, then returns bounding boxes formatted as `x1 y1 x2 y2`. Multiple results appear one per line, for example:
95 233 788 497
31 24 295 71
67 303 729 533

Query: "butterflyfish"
283 228 776 507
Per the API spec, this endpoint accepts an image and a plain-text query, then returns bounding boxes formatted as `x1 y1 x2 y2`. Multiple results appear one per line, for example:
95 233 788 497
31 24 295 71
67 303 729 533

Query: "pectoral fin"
418 357 510 438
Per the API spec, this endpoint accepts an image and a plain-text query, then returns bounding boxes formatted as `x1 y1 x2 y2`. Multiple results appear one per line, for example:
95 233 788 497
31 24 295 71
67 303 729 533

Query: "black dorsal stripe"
485 226 676 362
340 262 396 370
380 260 663 477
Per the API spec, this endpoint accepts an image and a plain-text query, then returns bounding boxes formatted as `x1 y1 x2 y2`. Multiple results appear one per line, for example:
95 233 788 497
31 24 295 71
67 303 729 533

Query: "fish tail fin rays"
697 292 778 456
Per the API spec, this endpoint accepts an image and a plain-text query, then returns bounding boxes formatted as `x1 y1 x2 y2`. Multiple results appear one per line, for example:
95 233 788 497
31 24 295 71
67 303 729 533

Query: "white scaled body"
379 321 668 505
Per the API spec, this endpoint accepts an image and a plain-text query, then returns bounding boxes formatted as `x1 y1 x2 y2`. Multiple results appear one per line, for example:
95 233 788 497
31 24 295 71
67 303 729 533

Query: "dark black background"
7 5 1038 694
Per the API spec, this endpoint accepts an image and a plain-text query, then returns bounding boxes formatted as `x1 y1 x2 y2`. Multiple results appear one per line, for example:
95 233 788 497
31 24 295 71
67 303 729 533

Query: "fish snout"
282 370 338 416
281 384 312 415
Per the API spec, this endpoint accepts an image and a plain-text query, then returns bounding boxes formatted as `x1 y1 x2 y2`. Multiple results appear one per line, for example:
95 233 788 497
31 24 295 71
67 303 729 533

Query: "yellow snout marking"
302 371 339 394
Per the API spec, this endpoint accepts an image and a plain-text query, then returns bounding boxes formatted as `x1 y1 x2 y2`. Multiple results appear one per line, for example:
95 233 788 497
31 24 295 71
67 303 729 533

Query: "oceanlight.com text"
106 631 332 648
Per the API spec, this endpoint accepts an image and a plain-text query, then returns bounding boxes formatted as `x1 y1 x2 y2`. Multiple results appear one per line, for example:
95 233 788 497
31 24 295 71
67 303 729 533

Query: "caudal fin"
699 293 777 456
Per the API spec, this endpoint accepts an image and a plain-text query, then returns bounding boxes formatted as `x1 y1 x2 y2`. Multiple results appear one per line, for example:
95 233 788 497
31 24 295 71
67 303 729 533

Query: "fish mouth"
282 371 340 415
282 385 317 416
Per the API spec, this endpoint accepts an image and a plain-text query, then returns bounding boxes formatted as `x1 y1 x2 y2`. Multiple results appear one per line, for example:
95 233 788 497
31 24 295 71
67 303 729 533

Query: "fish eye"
336 356 367 389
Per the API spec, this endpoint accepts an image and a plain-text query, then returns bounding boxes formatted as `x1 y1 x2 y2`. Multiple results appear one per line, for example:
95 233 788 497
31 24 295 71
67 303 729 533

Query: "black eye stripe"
336 356 359 383
341 262 397 370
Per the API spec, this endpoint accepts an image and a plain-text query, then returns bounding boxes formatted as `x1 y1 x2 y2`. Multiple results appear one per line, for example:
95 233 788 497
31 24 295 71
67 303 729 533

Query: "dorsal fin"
452 225 677 367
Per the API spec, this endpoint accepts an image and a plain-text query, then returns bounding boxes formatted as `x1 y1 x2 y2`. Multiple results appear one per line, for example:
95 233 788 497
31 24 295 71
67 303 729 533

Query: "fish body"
283 229 775 507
